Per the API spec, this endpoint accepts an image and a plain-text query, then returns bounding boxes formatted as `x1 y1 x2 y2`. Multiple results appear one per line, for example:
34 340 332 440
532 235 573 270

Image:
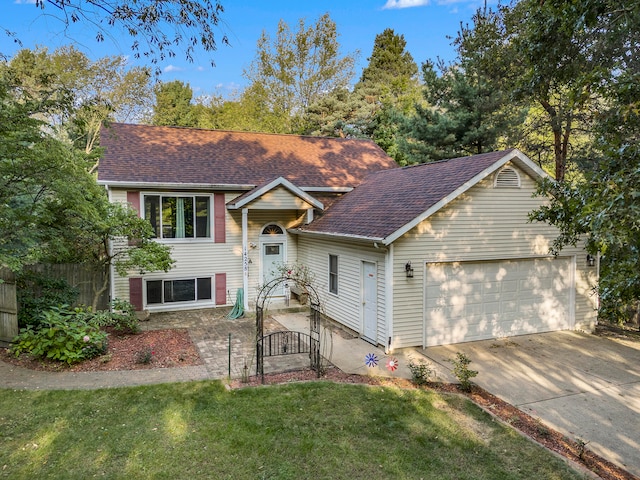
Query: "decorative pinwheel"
364 353 379 368
386 357 399 372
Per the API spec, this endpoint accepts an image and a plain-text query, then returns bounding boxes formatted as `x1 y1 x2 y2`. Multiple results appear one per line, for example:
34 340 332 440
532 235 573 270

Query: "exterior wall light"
586 254 596 267
405 261 414 278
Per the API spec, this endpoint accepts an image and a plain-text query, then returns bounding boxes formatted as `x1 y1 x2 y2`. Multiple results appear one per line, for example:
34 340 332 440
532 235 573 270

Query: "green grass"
0 381 587 479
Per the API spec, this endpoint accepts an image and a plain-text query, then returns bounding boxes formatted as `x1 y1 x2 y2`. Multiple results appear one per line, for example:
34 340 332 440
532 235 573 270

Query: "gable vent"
494 167 521 188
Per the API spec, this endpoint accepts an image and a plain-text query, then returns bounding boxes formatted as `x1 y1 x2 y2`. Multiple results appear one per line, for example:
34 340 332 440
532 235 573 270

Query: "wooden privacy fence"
0 268 18 344
23 264 109 311
0 264 108 343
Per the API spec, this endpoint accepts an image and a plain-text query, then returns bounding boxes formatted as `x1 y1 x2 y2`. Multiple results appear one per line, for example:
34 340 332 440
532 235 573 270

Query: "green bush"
407 359 434 386
135 346 154 364
90 299 140 334
451 352 478 392
11 306 107 365
17 270 79 328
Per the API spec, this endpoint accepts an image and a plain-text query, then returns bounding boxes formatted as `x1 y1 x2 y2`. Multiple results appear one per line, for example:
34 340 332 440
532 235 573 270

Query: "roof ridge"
110 122 378 143
397 149 516 171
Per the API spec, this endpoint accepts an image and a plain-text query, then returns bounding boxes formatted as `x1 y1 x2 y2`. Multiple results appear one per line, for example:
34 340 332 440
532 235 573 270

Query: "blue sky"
2 0 487 98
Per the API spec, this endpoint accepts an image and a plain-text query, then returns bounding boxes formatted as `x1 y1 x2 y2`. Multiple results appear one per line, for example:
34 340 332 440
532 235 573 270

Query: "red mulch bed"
0 328 202 372
2 328 636 480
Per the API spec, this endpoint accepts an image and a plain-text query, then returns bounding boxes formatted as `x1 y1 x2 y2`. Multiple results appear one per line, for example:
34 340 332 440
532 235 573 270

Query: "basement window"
494 167 521 188
146 277 212 304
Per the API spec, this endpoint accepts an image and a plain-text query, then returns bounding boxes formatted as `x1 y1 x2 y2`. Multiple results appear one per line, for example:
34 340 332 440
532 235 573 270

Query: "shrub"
135 346 154 364
407 359 434 386
17 270 79 328
451 352 478 392
11 306 107 364
90 299 140 334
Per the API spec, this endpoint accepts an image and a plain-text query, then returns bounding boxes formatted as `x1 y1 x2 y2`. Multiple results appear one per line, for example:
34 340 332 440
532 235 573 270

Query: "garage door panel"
425 258 574 347
500 280 518 294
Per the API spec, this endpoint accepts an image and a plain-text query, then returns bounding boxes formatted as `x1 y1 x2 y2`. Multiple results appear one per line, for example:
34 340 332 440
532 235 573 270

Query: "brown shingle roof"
98 123 397 188
296 150 517 241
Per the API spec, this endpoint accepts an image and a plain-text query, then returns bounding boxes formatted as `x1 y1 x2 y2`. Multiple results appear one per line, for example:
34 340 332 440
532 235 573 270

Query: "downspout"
384 243 394 354
242 208 249 311
106 186 116 308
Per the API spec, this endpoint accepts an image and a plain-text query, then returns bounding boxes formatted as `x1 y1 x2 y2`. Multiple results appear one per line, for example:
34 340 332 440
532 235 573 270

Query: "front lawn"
0 381 587 479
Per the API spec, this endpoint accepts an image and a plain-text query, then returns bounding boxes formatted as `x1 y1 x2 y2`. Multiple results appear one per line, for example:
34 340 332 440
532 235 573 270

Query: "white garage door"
425 257 574 347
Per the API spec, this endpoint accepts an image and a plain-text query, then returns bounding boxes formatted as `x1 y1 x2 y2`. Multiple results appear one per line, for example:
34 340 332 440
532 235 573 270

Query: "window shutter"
214 193 226 243
127 191 141 216
129 277 143 311
215 273 226 305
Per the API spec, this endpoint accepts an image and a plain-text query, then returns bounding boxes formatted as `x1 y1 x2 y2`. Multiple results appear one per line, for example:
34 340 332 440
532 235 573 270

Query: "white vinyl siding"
246 187 314 210
298 237 386 344
111 190 242 309
391 163 597 348
235 209 305 306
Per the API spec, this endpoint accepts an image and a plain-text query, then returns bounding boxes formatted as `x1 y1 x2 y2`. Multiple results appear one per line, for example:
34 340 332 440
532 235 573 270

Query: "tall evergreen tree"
151 80 196 127
452 3 599 181
304 28 419 163
359 28 418 90
400 59 519 163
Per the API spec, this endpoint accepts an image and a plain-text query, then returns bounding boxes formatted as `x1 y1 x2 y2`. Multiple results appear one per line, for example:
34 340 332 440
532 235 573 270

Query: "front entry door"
362 261 377 343
262 243 284 296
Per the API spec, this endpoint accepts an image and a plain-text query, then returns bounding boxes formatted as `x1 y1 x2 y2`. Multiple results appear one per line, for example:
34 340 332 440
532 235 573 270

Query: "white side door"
362 261 378 343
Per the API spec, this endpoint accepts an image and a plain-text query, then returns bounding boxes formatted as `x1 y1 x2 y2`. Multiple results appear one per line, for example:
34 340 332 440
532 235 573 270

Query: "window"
144 195 211 239
329 254 338 295
146 278 212 305
262 224 284 235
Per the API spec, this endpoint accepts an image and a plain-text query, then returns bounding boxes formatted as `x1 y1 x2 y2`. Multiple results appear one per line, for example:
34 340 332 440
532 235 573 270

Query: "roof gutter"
289 228 384 245
97 180 257 191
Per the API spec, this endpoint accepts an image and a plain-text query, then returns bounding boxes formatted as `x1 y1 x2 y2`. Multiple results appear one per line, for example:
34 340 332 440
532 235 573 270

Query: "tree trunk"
92 267 110 312
540 99 571 183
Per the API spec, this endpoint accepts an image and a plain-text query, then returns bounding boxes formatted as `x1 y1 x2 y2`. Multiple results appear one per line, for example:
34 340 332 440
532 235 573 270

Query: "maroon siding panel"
214 193 226 243
215 273 226 305
129 277 143 311
127 191 140 215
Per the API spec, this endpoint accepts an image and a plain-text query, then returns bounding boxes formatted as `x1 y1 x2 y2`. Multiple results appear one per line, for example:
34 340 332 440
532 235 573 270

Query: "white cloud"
14 0 37 4
163 64 183 73
382 0 430 9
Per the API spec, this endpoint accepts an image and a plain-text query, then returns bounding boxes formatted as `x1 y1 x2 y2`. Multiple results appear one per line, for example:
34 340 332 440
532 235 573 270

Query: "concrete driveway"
421 331 640 478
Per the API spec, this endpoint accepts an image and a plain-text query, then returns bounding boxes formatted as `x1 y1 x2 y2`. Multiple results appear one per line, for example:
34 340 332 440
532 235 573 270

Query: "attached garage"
425 257 575 347
293 149 598 350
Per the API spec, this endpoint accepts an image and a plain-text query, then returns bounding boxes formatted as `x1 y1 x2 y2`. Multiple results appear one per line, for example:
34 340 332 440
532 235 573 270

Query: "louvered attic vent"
494 167 521 188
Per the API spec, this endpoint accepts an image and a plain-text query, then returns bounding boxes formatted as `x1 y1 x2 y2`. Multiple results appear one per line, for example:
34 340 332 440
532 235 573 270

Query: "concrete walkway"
421 331 640 478
1 308 427 390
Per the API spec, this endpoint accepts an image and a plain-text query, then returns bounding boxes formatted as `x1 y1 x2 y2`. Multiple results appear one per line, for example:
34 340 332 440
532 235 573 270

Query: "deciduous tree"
8 46 153 172
0 64 173 298
7 0 229 74
243 13 357 133
529 0 640 322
